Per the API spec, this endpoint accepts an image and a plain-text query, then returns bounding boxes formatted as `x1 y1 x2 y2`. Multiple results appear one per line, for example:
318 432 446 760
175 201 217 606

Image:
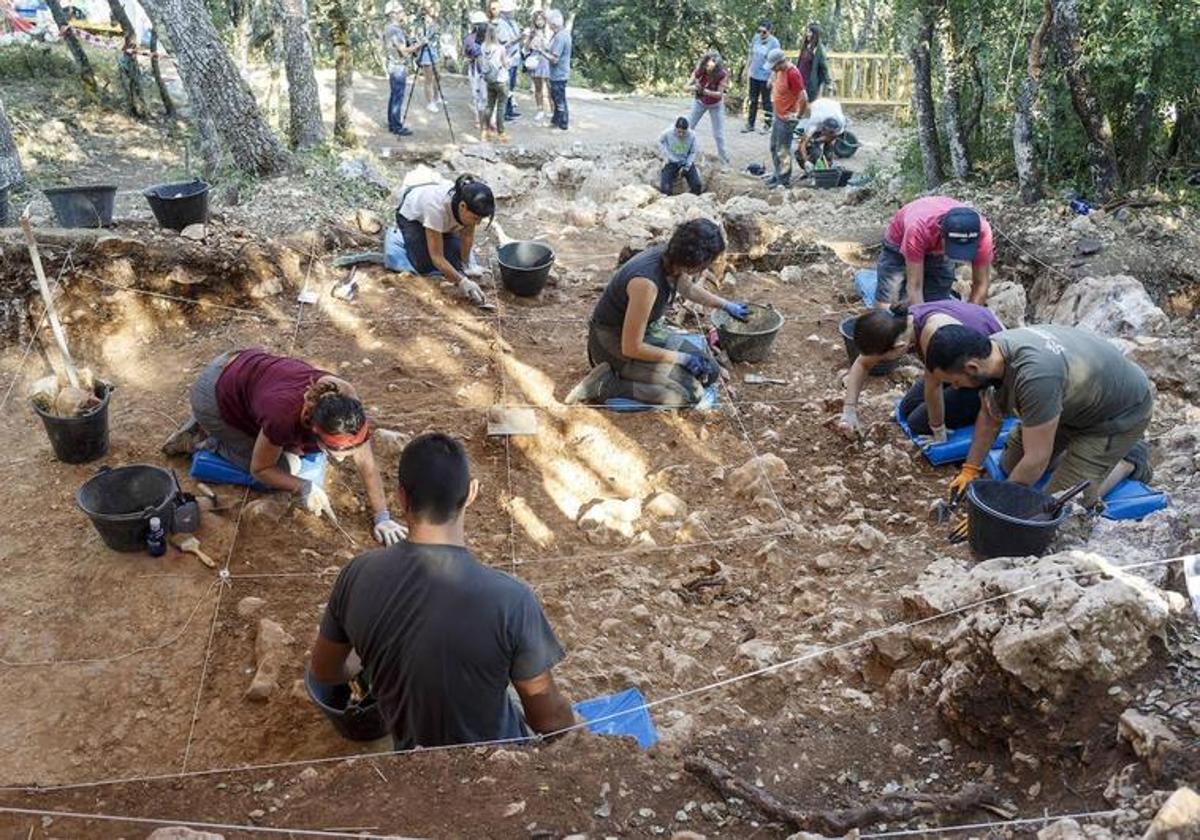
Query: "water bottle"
147 516 166 557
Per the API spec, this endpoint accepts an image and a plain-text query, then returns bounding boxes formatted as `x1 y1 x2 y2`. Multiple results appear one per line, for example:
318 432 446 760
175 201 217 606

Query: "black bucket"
32 381 112 463
839 316 900 377
43 185 117 228
305 668 388 741
834 131 860 159
143 180 210 231
712 303 784 363
965 479 1069 559
813 167 853 188
497 241 554 297
76 464 178 552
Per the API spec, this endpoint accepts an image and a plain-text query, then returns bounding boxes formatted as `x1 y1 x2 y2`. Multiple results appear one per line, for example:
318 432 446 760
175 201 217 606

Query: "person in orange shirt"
765 48 807 188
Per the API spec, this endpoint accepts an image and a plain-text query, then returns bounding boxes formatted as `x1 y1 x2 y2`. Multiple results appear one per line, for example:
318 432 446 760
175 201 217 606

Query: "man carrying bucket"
161 349 405 546
309 432 575 747
926 324 1154 515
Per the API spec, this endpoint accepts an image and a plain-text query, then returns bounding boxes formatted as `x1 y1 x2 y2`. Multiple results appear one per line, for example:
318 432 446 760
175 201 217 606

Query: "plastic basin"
814 168 853 188
965 479 1069 559
712 303 784 363
143 179 210 231
834 130 860 159
839 316 900 376
497 241 554 297
32 381 111 463
43 185 116 228
76 464 178 552
305 668 388 741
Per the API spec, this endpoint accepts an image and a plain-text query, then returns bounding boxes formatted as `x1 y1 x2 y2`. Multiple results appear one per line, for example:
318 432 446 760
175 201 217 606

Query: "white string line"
993 225 1077 284
858 808 1127 838
6 554 1180 795
490 262 520 578
0 581 218 668
0 249 77 413
0 806 426 840
288 245 319 353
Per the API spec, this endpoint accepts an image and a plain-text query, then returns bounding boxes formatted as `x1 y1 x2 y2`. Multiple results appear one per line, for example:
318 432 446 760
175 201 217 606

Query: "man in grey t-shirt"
381 3 416 136
926 324 1153 508
310 433 574 748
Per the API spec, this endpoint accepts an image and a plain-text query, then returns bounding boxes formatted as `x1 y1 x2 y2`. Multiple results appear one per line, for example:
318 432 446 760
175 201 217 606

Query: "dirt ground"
1 59 1198 840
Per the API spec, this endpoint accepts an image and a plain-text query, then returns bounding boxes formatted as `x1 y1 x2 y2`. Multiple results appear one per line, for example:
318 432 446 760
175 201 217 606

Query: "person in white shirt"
797 98 847 171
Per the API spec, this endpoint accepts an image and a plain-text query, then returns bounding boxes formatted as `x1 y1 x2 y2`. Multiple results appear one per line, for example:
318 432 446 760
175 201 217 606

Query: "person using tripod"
381 2 416 137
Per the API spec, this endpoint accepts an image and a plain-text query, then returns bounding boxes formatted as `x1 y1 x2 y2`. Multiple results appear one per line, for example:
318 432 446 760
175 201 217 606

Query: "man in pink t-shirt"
874 196 994 307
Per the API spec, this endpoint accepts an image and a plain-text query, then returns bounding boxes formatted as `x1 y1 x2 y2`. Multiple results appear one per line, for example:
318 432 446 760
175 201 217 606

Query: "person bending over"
658 116 702 196
564 219 749 407
161 349 404 545
394 174 493 305
309 433 575 748
796 98 846 172
928 324 1154 510
874 196 993 307
839 300 1003 440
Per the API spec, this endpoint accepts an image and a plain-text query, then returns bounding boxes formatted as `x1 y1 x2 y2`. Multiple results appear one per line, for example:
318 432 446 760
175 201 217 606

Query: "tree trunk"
963 49 984 141
44 0 98 95
908 0 943 188
827 0 843 48
1048 0 1118 199
1012 0 1051 203
0 97 24 189
328 0 354 145
937 15 969 179
853 0 877 50
274 0 325 148
106 0 147 118
149 29 176 118
137 0 288 175
1125 51 1163 184
1165 99 1198 163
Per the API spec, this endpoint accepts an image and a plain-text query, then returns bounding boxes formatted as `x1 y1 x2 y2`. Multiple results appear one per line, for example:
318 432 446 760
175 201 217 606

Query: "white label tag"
296 289 319 305
1184 555 1200 620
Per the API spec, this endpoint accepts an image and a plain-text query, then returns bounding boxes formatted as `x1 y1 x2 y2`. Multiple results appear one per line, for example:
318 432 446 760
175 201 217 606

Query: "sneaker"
741 124 755 133
769 177 791 190
564 363 613 405
162 415 203 456
535 110 545 123
394 126 413 137
758 124 770 134
426 101 439 112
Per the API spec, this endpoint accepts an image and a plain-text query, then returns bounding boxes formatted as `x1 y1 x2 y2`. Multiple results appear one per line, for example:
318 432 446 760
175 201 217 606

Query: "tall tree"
1012 0 1052 203
0 97 24 190
325 0 355 145
274 0 325 148
138 0 288 174
937 12 970 179
149 29 176 118
1048 0 1119 198
106 0 148 118
44 0 98 95
908 0 944 188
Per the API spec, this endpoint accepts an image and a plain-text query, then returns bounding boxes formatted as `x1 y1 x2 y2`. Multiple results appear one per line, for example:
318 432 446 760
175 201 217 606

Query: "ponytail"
852 306 910 356
448 174 495 227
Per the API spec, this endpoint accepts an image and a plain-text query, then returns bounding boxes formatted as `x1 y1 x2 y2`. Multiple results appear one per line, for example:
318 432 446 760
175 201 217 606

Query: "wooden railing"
824 52 912 111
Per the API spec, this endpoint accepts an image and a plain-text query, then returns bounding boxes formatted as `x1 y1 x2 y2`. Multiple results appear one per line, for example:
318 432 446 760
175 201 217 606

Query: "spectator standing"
495 0 523 120
742 20 779 134
540 9 571 130
381 3 415 137
796 22 832 102
416 4 442 112
765 48 806 188
481 24 511 142
463 12 489 131
687 50 731 169
524 9 552 125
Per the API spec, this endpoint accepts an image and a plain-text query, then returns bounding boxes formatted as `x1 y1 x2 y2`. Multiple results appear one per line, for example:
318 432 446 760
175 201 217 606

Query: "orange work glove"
948 463 984 501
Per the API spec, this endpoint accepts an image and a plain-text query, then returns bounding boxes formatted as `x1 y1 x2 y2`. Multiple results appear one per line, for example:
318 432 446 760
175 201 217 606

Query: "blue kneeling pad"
982 449 1167 521
893 400 1016 466
190 450 327 492
854 268 878 308
572 687 658 749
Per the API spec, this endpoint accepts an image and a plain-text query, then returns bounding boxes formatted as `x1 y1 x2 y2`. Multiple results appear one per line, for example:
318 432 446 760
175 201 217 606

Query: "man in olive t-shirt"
926 324 1153 507
310 433 574 748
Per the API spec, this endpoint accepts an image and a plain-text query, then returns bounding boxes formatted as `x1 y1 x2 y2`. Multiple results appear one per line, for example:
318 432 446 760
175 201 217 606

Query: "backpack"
483 46 505 83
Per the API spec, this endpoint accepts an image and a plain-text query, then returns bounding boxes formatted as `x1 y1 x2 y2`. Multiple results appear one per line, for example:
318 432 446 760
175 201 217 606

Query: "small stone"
180 223 208 241
248 809 266 820
646 492 688 519
892 743 914 760
146 829 226 840
298 767 319 786
937 738 954 754
847 523 887 553
1012 751 1041 773
638 808 656 818
502 800 526 817
670 833 706 840
355 208 383 235
237 596 267 618
245 618 295 701
674 809 689 822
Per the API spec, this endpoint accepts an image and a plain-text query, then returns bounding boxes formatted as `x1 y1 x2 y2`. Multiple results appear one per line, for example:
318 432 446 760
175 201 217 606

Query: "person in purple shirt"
838 301 1004 439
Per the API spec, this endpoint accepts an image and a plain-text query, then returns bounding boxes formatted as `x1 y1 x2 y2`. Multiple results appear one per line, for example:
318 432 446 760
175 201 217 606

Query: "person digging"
565 218 750 408
309 432 575 748
926 324 1154 537
161 349 405 546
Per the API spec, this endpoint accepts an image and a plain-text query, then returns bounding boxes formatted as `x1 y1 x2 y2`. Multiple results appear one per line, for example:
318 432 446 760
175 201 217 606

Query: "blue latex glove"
681 353 708 379
723 301 751 322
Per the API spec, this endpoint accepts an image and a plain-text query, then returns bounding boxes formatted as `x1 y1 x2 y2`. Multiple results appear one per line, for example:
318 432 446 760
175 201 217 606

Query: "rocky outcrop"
986 280 1028 327
1036 275 1168 337
721 196 781 260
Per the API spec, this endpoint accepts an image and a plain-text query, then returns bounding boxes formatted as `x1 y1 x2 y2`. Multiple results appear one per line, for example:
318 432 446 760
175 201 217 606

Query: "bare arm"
621 277 682 364
676 272 729 310
423 227 467 286
963 400 1003 468
842 356 871 411
905 260 926 306
351 444 389 519
923 374 946 431
249 431 304 492
459 224 476 267
1007 417 1057 487
513 669 575 735
309 634 359 684
968 263 991 305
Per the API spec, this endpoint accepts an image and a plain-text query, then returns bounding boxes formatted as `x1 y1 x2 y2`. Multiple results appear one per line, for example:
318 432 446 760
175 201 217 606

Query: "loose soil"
0 64 1197 840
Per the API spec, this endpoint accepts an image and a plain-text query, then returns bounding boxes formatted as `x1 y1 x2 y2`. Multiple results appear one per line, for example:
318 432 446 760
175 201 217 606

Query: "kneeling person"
310 433 574 748
658 116 702 196
928 325 1153 509
394 175 494 305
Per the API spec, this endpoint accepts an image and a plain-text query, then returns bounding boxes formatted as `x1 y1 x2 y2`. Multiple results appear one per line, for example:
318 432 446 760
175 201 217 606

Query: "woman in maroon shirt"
162 349 405 546
686 50 730 167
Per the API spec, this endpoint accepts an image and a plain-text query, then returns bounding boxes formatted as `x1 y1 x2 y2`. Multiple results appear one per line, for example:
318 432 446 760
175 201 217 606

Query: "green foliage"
0 43 87 80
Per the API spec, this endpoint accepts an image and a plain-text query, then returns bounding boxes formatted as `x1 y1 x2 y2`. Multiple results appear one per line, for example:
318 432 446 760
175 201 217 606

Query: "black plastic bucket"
43 185 117 228
76 464 178 552
712 303 784 363
305 668 388 741
814 167 853 188
839 316 900 377
497 241 554 297
143 180 210 231
965 479 1069 559
32 381 112 463
834 131 860 159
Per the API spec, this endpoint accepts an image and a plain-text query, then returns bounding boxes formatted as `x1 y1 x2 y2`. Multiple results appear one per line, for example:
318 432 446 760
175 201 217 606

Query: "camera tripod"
403 41 457 143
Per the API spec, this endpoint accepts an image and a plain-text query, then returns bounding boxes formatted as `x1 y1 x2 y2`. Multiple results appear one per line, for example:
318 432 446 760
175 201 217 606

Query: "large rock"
721 196 781 260
727 453 790 511
902 551 1174 743
1039 275 1168 337
1124 336 1200 397
541 157 595 187
246 618 295 701
1118 709 1187 778
1143 787 1200 840
987 280 1027 327
577 497 643 543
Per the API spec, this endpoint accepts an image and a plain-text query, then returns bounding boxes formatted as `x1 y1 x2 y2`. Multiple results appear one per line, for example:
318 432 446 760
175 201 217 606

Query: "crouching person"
310 433 575 748
658 116 702 196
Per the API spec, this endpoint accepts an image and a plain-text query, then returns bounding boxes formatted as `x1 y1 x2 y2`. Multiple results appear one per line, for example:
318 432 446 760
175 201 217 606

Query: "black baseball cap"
941 207 982 261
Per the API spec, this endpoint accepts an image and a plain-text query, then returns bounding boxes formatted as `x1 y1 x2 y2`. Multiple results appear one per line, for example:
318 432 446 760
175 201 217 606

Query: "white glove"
372 511 407 546
928 423 948 444
458 277 485 305
803 160 815 173
299 480 335 519
463 262 485 279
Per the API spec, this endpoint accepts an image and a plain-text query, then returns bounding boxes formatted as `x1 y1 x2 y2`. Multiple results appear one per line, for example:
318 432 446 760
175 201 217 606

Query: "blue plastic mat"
982 450 1167 521
190 450 327 491
572 687 658 749
601 333 719 412
894 400 1016 466
854 268 878 307
383 225 420 274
